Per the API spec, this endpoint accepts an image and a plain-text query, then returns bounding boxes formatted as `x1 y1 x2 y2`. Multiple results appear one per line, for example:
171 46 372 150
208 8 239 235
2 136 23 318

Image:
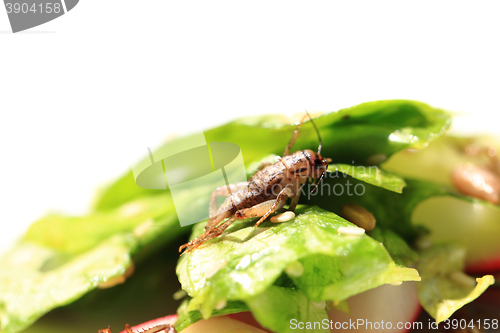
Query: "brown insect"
98 323 176 333
124 323 176 333
179 112 331 253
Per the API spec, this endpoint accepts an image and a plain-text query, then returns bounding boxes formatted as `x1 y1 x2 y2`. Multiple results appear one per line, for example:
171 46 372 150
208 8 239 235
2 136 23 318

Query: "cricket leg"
181 216 237 253
179 210 232 253
235 187 294 227
283 114 308 156
209 182 248 218
205 208 232 232
235 199 285 219
288 190 301 211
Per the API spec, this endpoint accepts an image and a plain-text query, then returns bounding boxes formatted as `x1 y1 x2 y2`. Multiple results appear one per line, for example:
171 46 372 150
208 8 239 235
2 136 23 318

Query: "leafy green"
383 135 500 187
0 100 455 333
417 244 495 322
0 195 182 333
412 195 500 264
247 286 329 333
0 236 134 333
176 206 420 331
95 100 450 211
175 301 249 332
23 240 184 333
368 228 419 267
22 195 179 255
327 164 406 193
304 175 467 241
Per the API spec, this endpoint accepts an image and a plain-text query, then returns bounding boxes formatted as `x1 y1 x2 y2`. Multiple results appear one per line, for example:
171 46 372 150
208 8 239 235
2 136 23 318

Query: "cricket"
98 323 177 333
179 112 332 253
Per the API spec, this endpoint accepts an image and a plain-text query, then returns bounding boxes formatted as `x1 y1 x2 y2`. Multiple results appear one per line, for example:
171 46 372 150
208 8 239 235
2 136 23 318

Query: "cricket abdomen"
217 150 311 214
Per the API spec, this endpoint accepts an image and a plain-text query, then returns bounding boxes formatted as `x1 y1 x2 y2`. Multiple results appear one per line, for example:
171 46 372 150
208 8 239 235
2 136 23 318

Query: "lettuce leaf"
303 172 472 241
383 135 500 187
23 240 185 333
22 195 179 255
417 244 495 322
0 100 453 332
175 301 249 332
368 228 418 267
412 195 500 265
0 195 181 333
0 236 134 333
95 100 450 211
327 164 406 193
176 206 420 331
246 286 329 333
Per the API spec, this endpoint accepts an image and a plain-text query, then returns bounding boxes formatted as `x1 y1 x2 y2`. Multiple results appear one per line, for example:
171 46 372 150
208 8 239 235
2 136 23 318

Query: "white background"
1 1 500 254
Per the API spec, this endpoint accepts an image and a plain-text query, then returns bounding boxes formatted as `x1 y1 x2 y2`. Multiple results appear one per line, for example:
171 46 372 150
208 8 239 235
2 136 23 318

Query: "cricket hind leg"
179 182 248 254
179 215 237 253
179 209 231 253
209 182 248 218
235 187 294 227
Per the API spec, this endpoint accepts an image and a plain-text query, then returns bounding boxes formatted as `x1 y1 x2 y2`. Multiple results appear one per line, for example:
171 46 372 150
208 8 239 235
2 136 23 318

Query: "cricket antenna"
305 110 322 155
304 110 329 194
310 168 328 194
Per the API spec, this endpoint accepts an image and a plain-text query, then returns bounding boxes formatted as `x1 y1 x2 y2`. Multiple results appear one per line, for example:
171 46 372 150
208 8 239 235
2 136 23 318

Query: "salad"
0 100 498 333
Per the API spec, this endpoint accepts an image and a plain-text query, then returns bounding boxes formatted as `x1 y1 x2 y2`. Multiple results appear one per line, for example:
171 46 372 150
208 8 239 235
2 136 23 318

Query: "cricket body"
179 113 331 253
124 324 176 333
98 323 176 333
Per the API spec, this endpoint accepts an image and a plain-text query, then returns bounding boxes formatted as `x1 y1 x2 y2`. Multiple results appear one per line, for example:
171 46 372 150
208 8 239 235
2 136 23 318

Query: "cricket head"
304 149 332 179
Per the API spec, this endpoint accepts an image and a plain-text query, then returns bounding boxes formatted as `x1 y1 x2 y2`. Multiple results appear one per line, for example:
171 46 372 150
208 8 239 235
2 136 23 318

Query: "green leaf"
417 244 494 322
246 286 329 333
0 236 135 333
308 169 500 266
175 301 249 332
176 206 420 328
412 195 500 265
1 100 453 332
327 164 406 193
383 135 500 187
368 228 419 267
23 241 185 333
303 172 474 241
0 195 182 333
23 195 179 255
95 100 450 211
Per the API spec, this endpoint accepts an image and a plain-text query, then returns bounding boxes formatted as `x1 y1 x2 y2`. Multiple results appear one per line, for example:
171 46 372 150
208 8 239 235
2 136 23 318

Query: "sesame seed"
97 262 134 289
285 261 304 277
173 289 187 300
271 211 295 223
337 226 365 236
97 275 126 289
215 299 227 310
204 259 227 279
389 281 403 286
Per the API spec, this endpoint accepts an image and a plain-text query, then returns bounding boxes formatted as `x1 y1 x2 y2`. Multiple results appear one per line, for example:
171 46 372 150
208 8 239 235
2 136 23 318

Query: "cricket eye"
314 158 322 167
